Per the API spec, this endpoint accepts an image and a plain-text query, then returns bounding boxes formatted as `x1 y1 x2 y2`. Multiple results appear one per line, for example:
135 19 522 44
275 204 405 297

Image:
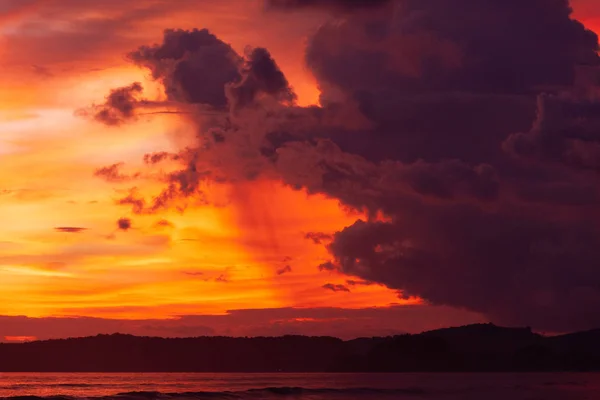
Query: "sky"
0 0 599 342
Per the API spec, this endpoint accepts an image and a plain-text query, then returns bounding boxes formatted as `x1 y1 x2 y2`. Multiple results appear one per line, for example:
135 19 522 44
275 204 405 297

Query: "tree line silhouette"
1 324 600 372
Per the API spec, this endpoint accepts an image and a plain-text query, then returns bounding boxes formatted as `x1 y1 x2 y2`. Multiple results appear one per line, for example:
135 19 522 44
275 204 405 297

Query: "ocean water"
0 373 599 399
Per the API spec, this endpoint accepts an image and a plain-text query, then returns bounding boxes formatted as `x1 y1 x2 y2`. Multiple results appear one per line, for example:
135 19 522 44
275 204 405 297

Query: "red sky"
0 0 598 342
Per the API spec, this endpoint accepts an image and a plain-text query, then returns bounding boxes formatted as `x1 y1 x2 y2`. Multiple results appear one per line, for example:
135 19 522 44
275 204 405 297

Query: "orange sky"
0 0 597 338
0 0 410 323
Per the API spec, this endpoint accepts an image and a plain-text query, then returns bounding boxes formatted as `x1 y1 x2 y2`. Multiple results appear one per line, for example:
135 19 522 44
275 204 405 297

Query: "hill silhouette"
2 323 600 372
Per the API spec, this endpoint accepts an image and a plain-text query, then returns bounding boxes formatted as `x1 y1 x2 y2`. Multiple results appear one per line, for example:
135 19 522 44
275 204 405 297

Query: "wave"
1 387 427 400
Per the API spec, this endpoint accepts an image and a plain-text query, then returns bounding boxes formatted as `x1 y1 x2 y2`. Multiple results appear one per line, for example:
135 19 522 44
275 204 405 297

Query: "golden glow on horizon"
0 174 407 318
3 336 37 343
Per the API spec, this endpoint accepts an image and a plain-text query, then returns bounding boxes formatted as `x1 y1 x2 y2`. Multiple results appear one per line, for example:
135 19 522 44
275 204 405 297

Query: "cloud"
116 182 206 215
87 82 145 125
504 91 600 171
143 152 180 164
226 47 296 110
116 189 147 214
95 29 297 214
94 163 139 183
318 261 336 272
97 0 600 332
79 83 188 127
54 227 87 233
305 1 599 99
322 283 350 293
305 232 332 244
128 29 242 108
155 219 175 229
117 218 132 231
271 0 600 333
346 279 373 286
276 265 292 275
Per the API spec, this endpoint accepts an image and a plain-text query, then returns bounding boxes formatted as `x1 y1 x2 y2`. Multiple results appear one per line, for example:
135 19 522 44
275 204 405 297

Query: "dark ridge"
2 324 600 372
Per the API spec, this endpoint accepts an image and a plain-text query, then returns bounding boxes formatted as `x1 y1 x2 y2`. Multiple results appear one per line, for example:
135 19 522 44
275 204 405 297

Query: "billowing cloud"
293 0 600 332
128 29 242 108
305 0 598 98
102 29 299 213
94 0 600 333
504 90 600 171
226 47 296 110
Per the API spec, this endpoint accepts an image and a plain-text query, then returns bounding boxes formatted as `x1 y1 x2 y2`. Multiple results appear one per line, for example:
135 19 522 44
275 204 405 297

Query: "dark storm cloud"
54 227 87 233
117 218 132 231
104 28 297 117
324 209 600 331
99 0 600 332
262 0 600 332
128 29 242 108
299 0 599 167
306 0 599 97
322 283 350 293
504 92 600 171
103 29 295 212
399 160 499 202
226 47 296 110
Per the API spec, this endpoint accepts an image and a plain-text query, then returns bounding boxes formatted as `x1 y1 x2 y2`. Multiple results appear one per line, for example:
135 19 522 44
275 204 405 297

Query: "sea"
0 373 598 400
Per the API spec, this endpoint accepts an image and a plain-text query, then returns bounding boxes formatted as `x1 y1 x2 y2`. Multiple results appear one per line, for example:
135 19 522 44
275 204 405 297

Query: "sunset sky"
0 0 599 342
